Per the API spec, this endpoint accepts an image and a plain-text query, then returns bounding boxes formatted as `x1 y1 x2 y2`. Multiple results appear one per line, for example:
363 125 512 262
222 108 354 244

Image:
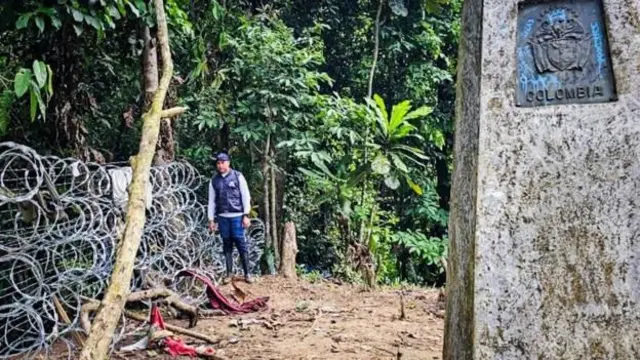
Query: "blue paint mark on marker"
522 18 535 40
591 22 606 77
546 9 566 23
517 45 561 94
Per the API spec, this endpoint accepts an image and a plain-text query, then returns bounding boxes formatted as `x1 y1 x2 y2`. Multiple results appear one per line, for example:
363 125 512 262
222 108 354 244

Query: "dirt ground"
39 276 444 360
160 276 445 360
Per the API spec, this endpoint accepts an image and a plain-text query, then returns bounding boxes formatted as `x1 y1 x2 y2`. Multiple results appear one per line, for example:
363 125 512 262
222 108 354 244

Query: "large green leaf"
389 100 412 133
73 24 83 36
134 0 147 13
108 5 121 19
46 65 54 96
125 1 140 17
373 94 388 122
298 167 323 179
14 69 32 98
30 88 37 121
371 154 391 175
372 94 389 137
403 105 433 121
311 156 340 181
405 177 423 195
84 15 102 30
384 175 400 190
32 61 47 88
34 85 46 120
16 14 31 29
71 8 84 22
34 16 45 32
393 144 429 160
390 123 417 140
50 15 61 29
430 129 445 149
390 153 408 173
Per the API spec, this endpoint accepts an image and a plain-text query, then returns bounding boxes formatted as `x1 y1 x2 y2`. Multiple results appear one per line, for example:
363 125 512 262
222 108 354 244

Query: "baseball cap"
215 152 230 162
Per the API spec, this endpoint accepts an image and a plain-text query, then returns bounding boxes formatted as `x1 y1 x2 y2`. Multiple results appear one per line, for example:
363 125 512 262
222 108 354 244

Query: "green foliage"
365 94 433 193
10 60 53 122
0 0 460 287
14 0 147 36
296 265 324 283
393 231 447 269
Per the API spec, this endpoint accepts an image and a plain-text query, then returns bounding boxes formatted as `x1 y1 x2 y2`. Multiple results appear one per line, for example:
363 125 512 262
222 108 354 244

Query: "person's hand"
209 220 217 233
242 216 251 229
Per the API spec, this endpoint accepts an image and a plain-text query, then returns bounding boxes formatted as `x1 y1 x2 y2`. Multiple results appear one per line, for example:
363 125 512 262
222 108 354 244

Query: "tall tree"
78 1 186 358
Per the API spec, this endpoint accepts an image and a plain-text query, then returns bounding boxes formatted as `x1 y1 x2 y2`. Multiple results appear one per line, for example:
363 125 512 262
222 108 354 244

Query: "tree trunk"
367 0 383 100
154 31 177 165
262 132 271 252
278 222 297 278
270 148 279 267
357 0 384 245
52 22 90 160
141 25 158 108
78 1 186 359
142 24 173 166
155 118 175 165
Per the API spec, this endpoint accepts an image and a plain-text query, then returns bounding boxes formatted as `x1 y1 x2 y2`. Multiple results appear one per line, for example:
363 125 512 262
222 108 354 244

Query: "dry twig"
301 309 323 339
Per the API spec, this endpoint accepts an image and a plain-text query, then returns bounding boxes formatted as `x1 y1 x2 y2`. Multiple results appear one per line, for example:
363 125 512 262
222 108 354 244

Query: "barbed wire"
0 142 265 359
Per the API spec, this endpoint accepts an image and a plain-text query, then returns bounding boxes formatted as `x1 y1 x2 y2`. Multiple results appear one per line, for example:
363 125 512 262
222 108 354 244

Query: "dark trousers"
217 216 249 276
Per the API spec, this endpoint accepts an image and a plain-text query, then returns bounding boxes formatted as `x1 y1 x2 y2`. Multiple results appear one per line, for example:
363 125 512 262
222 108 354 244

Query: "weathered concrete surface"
445 0 640 358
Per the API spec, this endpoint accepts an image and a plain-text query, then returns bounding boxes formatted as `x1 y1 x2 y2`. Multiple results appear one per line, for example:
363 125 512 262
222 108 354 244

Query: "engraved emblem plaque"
515 0 617 107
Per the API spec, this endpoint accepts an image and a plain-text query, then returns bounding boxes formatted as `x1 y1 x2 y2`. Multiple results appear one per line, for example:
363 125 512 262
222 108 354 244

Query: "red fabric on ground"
148 304 216 358
163 337 199 357
150 304 167 329
176 269 269 314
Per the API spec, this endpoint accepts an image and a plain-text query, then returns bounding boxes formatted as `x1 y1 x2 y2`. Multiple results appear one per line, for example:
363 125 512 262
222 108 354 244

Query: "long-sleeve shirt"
207 170 251 221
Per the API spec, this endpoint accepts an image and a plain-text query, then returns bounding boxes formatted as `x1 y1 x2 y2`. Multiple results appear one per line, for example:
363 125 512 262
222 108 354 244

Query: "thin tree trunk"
367 0 383 100
141 25 158 108
155 118 175 165
155 34 177 165
357 0 384 245
262 132 271 253
270 148 279 267
78 1 186 359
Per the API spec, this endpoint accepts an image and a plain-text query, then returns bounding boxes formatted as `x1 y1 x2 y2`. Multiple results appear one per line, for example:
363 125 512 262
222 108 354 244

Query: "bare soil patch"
42 276 445 360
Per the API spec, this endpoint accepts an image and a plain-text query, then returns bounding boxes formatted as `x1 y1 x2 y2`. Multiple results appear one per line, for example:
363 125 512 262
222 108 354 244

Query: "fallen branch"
83 298 220 345
301 309 322 339
80 287 205 336
128 288 199 327
124 310 221 345
53 296 86 346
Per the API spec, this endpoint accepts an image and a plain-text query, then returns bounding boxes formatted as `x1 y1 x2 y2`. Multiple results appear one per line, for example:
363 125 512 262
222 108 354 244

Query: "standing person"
208 152 254 284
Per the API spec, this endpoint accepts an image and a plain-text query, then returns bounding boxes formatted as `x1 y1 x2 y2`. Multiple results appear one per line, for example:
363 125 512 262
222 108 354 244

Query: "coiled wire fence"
0 142 265 359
